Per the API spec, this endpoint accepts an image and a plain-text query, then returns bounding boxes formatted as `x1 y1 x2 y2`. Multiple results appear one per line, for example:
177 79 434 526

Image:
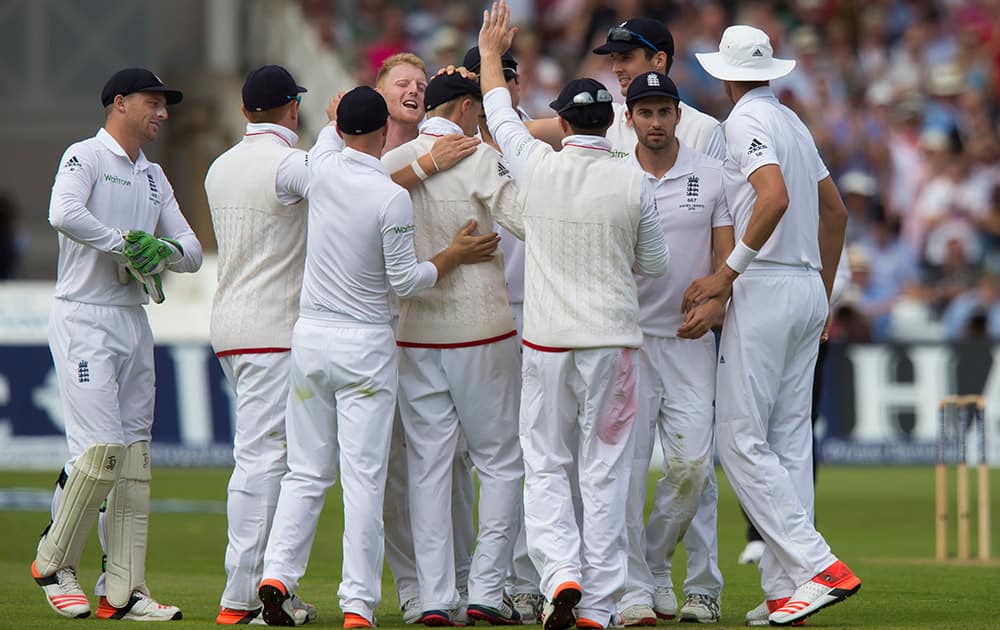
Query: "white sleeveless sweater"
205 134 306 354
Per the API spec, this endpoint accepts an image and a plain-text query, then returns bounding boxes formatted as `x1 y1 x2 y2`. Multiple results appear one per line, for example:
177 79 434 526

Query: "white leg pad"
35 443 125 576
105 441 151 608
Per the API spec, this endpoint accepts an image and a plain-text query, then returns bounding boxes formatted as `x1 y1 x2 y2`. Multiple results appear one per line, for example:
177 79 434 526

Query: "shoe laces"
401 597 419 612
686 594 719 614
55 567 84 593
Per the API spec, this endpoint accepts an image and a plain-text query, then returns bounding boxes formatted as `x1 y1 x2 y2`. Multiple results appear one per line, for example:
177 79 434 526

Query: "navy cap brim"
593 40 642 55
141 86 184 105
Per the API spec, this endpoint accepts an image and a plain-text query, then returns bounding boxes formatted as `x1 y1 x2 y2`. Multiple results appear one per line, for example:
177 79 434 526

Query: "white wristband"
725 240 759 274
411 159 429 181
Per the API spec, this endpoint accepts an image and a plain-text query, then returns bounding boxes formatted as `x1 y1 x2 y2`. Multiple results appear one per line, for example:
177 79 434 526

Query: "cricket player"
382 72 524 626
617 72 733 626
257 86 499 629
685 26 857 626
204 65 316 626
33 67 202 621
479 4 669 629
464 43 546 624
373 53 480 624
589 18 728 624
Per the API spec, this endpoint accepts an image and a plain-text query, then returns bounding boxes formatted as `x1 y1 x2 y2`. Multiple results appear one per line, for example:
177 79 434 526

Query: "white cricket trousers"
262 316 396 623
621 334 722 611
521 346 637 626
398 337 524 610
715 266 838 599
217 351 292 610
48 299 154 462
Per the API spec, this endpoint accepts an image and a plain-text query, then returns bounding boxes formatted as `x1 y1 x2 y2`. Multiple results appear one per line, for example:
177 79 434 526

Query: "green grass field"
1 467 997 629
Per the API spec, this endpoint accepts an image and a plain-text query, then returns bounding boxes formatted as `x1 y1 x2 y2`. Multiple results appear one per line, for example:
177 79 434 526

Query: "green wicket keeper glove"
124 230 184 275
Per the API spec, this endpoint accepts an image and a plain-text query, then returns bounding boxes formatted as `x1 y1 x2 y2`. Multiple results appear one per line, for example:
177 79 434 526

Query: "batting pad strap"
105 441 152 608
725 240 759 275
35 443 124 576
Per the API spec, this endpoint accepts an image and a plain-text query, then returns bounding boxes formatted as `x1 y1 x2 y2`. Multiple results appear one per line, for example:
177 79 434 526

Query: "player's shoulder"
684 144 723 172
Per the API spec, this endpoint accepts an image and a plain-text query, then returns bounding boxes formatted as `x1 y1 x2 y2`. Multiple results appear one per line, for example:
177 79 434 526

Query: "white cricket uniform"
715 86 838 599
485 87 668 626
314 126 478 613
261 126 437 623
204 122 308 611
382 117 524 612
616 144 731 613
609 100 729 611
47 127 202 461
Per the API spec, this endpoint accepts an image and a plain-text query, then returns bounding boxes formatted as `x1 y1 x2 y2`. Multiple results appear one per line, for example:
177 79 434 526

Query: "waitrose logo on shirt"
104 174 132 187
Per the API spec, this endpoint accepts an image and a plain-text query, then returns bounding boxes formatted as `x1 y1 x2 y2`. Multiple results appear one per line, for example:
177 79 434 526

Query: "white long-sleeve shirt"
300 125 437 324
48 128 202 306
484 87 668 349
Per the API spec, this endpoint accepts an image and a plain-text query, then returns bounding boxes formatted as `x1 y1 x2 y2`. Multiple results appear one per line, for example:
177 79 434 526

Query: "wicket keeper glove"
124 230 184 275
119 263 165 304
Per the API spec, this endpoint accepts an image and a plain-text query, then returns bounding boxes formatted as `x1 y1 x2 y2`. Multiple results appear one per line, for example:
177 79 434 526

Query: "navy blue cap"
424 74 482 112
462 46 518 74
626 72 680 105
337 86 389 135
593 18 674 56
242 65 307 112
101 68 182 107
549 78 614 128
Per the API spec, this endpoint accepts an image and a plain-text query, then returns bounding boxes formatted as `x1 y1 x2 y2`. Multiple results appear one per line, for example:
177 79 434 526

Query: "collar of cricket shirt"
419 116 465 138
245 122 299 147
96 127 151 171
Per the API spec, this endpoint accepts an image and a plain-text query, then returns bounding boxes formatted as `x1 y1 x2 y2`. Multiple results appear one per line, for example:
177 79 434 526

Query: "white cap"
696 25 796 82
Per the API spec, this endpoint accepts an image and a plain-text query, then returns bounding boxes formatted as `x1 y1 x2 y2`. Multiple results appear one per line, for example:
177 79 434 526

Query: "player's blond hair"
375 53 426 87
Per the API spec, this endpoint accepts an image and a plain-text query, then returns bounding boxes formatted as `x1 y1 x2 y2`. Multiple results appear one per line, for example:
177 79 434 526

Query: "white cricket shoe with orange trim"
31 561 91 619
95 589 182 621
768 561 860 626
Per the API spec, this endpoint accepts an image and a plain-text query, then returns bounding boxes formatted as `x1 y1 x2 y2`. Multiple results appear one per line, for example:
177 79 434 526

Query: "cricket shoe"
402 597 423 624
468 592 522 625
95 589 182 621
745 599 805 627
652 586 676 621
31 561 90 619
512 593 545 624
258 579 310 626
618 604 656 626
216 606 265 624
768 561 860 626
678 594 719 624
419 609 454 626
737 541 766 565
541 582 581 630
576 617 604 630
344 612 375 628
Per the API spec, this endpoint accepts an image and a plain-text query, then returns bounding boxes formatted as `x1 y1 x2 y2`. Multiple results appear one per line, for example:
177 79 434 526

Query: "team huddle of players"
33 2 858 628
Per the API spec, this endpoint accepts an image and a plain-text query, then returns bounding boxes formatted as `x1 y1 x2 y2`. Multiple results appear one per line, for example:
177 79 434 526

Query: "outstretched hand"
478 1 517 58
434 65 478 81
326 91 346 123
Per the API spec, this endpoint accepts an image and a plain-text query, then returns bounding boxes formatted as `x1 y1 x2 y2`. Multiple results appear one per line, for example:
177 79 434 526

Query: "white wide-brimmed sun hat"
696 25 796 82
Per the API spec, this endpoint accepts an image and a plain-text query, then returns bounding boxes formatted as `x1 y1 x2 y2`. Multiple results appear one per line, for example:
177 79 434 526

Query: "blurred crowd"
268 2 1000 342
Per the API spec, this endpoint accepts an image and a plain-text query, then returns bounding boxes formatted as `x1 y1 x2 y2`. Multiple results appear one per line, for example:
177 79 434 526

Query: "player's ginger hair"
376 53 426 87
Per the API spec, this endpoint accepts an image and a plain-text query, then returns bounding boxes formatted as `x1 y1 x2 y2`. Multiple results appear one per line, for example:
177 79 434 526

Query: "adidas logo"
646 73 660 87
497 161 510 178
63 156 81 171
719 355 726 365
752 48 764 57
747 138 767 155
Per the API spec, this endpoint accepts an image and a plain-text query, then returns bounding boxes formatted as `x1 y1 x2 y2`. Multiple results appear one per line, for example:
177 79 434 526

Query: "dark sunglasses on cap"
503 68 519 83
556 89 612 113
607 26 659 53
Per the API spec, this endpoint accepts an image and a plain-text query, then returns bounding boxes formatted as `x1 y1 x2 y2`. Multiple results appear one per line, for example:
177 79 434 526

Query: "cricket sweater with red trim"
205 123 308 355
